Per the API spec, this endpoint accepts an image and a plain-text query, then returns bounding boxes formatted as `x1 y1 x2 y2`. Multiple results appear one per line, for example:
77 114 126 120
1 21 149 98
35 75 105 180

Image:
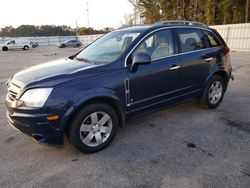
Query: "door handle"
170 65 180 71
205 57 214 62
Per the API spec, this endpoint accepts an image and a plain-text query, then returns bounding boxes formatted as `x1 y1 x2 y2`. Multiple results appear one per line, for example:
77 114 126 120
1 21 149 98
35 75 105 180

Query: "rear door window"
176 28 206 53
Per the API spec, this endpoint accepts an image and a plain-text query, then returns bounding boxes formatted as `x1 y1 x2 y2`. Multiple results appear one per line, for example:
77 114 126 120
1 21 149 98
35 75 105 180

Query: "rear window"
176 28 206 53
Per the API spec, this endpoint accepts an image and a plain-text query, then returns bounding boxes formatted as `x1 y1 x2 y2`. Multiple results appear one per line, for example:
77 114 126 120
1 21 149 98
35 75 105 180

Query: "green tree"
205 0 216 25
128 0 250 25
136 0 162 24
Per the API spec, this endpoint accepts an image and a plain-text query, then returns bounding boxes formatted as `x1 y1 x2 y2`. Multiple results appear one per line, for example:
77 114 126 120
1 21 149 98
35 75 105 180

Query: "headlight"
19 88 52 108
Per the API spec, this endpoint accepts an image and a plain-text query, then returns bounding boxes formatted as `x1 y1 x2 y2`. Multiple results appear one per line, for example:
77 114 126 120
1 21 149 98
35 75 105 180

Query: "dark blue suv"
6 21 233 153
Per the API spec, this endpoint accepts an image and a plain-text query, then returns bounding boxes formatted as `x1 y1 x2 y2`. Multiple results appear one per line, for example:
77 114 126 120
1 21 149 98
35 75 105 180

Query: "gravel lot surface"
0 47 250 188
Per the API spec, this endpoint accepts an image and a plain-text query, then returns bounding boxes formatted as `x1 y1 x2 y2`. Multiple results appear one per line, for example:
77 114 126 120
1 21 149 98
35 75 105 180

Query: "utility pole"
86 1 90 28
246 0 249 23
86 1 90 35
75 20 78 40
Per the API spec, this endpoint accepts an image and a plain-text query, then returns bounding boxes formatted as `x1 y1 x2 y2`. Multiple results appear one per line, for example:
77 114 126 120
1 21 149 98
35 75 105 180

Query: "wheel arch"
63 95 125 133
2 46 8 51
205 70 229 91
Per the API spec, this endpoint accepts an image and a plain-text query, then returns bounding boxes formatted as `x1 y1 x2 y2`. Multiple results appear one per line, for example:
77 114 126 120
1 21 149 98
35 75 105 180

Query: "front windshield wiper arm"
75 57 93 64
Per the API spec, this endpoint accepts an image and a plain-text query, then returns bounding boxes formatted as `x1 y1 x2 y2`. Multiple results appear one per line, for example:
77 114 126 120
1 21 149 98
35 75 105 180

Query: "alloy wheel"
208 81 223 104
79 111 112 147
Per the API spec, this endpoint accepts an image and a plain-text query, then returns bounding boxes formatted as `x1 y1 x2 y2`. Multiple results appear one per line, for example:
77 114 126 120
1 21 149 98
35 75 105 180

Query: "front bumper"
6 110 64 146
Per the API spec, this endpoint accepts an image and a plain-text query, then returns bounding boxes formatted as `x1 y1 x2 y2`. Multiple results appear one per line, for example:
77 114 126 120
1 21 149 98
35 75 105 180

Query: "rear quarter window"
203 31 222 47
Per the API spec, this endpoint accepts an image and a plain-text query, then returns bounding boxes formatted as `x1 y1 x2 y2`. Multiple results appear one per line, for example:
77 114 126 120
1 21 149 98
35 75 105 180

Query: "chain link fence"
211 23 250 51
0 34 103 47
1 23 250 51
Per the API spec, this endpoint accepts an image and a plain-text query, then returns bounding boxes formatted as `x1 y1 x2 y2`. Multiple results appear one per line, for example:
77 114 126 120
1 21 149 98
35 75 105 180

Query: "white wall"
210 23 250 52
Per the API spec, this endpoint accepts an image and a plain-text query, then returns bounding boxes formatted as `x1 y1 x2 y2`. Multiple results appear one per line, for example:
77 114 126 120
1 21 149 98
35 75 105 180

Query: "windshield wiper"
75 57 93 64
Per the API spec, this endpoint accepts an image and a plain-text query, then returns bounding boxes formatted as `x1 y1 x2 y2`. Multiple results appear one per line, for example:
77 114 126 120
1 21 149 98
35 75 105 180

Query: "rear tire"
199 75 226 109
23 45 29 50
2 46 8 51
67 103 118 153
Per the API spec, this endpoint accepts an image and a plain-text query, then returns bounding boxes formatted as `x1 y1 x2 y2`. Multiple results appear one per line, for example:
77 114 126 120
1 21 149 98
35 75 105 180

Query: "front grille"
7 82 21 102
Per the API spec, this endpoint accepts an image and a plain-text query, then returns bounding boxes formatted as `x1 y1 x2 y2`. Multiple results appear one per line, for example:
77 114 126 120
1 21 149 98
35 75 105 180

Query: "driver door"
127 29 182 110
7 40 16 49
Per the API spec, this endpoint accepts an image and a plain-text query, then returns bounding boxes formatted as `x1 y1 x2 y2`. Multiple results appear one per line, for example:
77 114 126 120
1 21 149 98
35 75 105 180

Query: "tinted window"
133 29 175 60
176 28 206 53
203 31 221 47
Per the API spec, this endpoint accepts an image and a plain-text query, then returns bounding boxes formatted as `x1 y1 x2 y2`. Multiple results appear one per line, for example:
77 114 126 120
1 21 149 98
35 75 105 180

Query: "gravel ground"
0 47 250 188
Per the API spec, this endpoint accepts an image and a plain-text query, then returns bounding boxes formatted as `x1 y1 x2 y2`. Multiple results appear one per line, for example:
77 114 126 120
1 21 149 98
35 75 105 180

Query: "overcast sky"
0 0 134 29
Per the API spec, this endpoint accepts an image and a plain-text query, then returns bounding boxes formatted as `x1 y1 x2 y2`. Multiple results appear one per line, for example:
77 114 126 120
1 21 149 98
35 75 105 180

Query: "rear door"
71 40 76 47
174 28 217 93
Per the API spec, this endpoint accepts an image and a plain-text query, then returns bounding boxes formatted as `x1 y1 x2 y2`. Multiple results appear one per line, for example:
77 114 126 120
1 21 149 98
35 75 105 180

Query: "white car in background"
1 39 31 51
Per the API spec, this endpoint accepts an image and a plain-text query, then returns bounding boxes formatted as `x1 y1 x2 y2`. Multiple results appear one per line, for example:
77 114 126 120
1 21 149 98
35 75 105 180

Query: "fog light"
47 115 59 120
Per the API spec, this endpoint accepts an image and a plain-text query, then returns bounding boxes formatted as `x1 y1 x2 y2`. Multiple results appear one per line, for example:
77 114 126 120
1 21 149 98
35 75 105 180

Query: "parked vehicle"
30 41 39 48
6 21 233 153
57 39 82 48
1 39 31 51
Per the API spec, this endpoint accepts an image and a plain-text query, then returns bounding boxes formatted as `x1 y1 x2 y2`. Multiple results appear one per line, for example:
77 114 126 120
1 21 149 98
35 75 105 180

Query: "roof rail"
118 24 148 30
153 20 207 27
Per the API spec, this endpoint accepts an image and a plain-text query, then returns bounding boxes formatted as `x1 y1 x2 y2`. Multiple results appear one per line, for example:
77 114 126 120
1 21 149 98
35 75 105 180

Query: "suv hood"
11 58 105 88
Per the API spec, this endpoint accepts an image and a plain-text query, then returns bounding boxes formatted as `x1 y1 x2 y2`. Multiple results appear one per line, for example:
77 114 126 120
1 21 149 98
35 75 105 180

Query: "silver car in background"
57 39 82 48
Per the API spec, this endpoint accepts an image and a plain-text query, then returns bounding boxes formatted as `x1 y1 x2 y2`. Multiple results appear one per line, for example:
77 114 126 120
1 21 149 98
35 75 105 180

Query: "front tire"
67 103 118 153
2 46 8 51
200 75 226 109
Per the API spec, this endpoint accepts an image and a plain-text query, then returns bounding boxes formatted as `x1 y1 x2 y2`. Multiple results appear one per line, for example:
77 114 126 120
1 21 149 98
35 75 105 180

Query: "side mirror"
130 52 151 72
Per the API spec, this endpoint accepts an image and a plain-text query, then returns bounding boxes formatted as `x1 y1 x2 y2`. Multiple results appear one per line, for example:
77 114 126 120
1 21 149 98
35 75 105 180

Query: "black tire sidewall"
2 46 8 51
203 75 226 109
68 103 118 153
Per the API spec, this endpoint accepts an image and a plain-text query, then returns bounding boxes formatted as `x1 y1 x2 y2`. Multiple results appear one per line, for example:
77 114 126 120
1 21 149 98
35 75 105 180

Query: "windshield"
5 40 14 44
5 40 11 44
76 31 141 64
